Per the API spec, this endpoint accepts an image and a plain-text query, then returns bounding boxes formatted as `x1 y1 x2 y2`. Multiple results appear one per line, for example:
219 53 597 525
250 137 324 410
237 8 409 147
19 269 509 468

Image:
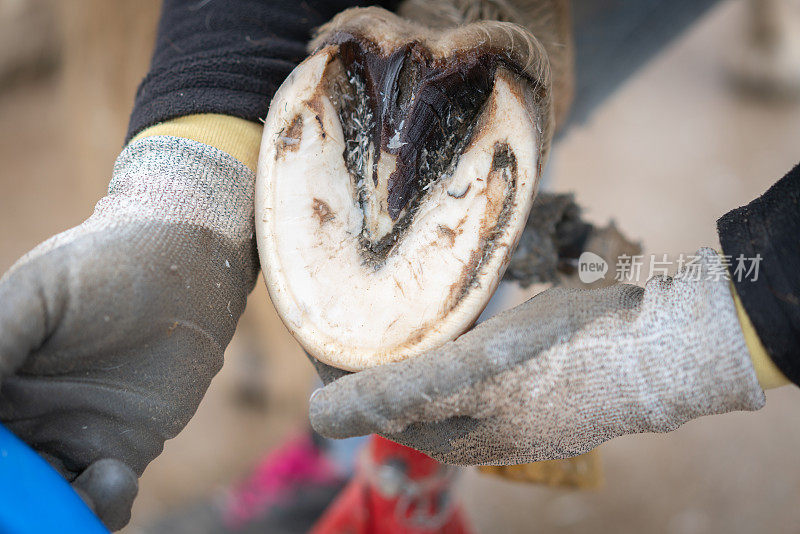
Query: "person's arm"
0 1 395 531
127 0 397 143
718 164 799 388
309 166 799 466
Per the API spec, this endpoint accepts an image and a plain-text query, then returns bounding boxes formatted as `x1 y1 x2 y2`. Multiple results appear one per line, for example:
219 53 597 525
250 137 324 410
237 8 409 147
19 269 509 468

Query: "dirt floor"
0 1 798 533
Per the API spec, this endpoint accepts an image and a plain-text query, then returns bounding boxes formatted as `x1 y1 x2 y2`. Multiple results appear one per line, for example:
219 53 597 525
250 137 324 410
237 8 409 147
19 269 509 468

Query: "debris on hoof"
504 192 641 289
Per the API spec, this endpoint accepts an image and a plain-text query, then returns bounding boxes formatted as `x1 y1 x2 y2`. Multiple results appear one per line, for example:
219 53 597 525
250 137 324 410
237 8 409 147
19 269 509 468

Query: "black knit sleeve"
126 0 398 142
718 164 800 386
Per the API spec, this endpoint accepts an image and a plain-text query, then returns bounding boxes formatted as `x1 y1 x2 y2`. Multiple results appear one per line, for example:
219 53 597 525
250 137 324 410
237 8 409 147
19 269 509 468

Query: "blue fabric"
0 425 108 534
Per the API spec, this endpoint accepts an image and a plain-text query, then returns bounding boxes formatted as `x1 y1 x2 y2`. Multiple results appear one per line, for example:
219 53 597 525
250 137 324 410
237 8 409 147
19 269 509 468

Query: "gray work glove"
0 136 258 530
309 248 765 465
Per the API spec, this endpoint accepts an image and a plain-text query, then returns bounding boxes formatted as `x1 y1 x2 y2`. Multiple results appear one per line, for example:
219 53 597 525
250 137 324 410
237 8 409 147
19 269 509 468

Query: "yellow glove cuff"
130 114 263 172
730 282 789 389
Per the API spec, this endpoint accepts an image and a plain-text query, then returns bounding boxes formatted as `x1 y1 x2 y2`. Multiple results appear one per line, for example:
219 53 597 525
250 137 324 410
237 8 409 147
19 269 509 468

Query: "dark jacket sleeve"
126 0 398 142
718 164 800 387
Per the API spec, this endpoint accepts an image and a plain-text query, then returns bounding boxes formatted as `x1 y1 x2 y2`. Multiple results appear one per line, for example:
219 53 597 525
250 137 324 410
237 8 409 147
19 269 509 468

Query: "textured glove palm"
0 137 258 530
309 249 765 465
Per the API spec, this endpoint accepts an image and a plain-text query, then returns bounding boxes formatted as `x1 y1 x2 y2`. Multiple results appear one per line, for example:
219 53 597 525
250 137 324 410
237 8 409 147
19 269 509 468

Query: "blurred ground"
0 1 798 533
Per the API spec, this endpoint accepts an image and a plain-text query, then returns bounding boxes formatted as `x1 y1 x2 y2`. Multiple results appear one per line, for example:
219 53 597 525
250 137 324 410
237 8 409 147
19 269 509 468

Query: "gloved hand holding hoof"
3 0 799 529
0 132 259 530
309 248 769 465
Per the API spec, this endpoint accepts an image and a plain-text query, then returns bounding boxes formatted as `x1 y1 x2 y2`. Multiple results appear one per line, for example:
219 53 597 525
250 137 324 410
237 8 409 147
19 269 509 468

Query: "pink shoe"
224 433 344 528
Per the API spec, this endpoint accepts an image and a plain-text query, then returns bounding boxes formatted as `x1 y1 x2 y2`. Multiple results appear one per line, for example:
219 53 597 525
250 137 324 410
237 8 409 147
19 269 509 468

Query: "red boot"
312 436 472 534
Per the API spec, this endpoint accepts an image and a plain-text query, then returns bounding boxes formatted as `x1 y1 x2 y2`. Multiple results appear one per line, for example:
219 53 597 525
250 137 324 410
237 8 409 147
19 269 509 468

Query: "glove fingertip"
72 459 138 531
308 384 381 439
308 387 353 439
310 382 418 441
